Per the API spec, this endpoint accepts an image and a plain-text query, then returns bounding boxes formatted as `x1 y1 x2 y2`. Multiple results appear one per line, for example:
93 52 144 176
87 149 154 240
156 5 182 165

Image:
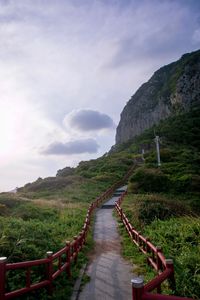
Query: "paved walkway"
78 191 134 300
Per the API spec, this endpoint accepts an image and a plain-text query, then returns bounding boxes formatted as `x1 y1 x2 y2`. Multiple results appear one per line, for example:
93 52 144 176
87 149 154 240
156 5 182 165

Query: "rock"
116 49 200 144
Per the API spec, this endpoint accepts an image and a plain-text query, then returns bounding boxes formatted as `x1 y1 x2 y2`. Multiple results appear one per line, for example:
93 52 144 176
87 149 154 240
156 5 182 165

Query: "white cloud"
63 109 115 132
42 138 99 155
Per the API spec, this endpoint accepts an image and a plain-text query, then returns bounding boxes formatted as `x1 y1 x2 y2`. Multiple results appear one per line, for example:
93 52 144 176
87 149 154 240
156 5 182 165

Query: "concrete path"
78 190 134 300
101 186 128 208
101 196 119 208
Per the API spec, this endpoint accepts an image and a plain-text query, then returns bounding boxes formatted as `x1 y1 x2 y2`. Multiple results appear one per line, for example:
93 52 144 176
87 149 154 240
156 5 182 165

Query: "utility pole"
141 149 145 161
154 135 161 167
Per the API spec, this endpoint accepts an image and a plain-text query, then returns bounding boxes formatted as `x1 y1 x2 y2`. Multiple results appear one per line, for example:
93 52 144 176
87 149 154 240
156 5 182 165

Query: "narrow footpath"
78 188 135 300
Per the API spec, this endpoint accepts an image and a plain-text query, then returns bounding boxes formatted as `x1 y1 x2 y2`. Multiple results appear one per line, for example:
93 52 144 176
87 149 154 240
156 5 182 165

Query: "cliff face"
116 49 200 144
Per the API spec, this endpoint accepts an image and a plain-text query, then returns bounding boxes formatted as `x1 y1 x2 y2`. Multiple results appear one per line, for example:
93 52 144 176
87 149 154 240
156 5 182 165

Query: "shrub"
128 181 140 193
11 203 59 221
92 174 114 183
159 148 177 162
0 204 6 216
190 175 200 192
56 167 75 177
129 167 170 193
138 200 173 224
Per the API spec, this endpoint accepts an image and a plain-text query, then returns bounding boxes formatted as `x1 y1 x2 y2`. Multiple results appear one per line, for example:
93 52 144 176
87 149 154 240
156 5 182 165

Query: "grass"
6 220 95 300
144 217 200 299
116 217 156 283
0 191 94 300
0 199 88 260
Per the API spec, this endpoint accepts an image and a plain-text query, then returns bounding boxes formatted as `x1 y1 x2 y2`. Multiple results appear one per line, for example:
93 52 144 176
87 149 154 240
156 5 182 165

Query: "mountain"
116 49 200 144
1 49 200 300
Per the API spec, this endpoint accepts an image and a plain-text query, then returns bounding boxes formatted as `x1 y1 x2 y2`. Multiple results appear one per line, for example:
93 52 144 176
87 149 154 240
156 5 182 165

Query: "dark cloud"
42 138 99 155
106 1 200 69
64 109 115 131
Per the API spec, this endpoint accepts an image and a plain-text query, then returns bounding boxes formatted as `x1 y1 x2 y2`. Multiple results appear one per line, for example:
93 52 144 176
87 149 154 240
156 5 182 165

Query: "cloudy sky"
0 0 200 191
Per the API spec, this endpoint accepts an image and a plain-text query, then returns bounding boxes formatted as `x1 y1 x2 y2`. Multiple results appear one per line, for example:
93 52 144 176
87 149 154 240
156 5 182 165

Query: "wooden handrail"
115 193 194 300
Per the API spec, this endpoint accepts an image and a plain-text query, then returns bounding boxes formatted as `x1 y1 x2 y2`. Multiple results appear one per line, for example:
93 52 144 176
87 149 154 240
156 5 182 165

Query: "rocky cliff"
116 49 200 144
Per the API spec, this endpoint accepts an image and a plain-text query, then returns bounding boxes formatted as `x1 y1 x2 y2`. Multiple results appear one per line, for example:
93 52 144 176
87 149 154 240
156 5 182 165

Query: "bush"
129 167 169 193
171 174 192 193
121 193 191 228
11 203 59 221
56 167 75 177
138 200 173 224
190 175 200 192
92 173 114 183
0 204 6 216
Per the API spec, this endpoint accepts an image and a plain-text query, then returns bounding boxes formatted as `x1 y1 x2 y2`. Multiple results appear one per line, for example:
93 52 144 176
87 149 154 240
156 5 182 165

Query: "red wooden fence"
0 164 136 300
115 193 194 300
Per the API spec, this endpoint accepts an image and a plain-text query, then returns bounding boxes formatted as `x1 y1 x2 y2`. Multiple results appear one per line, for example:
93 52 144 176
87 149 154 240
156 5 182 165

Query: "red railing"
0 164 137 300
0 190 112 299
115 194 194 300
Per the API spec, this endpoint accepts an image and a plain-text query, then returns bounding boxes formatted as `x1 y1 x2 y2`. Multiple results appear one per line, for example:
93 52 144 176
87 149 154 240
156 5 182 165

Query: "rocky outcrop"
116 49 200 144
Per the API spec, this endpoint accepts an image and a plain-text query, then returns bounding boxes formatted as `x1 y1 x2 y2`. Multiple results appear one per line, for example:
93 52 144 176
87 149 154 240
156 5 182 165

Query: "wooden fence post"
156 246 162 293
120 207 123 221
0 257 7 300
137 232 141 247
46 251 53 295
66 241 71 277
166 259 176 291
74 236 78 264
82 227 86 244
80 231 83 250
156 246 162 271
87 214 90 225
146 237 150 253
131 277 144 300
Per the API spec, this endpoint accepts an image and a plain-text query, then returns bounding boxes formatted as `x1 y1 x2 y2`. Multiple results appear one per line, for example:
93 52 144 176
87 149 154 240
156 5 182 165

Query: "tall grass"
144 217 200 299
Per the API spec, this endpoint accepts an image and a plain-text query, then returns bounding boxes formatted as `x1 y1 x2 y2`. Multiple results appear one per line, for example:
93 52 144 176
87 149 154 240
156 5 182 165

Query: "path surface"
78 190 135 300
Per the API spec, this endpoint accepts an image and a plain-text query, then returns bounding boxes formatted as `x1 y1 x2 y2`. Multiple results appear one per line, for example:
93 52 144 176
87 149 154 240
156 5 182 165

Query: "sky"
0 0 200 192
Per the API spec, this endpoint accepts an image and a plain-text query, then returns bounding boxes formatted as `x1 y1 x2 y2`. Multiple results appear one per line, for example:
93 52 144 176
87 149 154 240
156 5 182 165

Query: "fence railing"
115 194 194 300
0 164 137 300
